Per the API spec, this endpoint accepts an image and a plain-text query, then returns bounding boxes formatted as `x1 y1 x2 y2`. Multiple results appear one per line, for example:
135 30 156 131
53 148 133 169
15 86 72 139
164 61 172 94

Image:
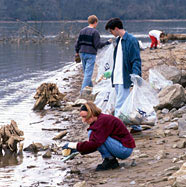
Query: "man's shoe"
96 158 119 171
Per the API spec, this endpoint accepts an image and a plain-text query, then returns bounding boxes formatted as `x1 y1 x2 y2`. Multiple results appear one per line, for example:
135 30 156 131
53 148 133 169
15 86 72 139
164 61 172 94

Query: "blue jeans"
114 84 130 117
114 84 142 131
80 53 96 91
88 130 133 160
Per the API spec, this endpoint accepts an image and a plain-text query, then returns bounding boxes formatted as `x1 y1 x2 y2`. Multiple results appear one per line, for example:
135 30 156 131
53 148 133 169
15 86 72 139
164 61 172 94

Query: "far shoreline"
1 19 186 24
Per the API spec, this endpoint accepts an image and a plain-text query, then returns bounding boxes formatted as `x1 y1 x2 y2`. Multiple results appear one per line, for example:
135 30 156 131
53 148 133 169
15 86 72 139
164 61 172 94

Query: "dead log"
161 33 186 43
0 121 24 154
52 130 67 140
33 83 66 110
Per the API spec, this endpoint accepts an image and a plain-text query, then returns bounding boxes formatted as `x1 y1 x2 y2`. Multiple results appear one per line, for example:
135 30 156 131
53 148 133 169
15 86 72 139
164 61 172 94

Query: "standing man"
105 18 142 133
149 30 165 50
75 15 111 92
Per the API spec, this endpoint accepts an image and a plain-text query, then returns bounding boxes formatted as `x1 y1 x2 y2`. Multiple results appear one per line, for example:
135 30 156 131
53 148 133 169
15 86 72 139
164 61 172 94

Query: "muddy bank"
56 42 186 187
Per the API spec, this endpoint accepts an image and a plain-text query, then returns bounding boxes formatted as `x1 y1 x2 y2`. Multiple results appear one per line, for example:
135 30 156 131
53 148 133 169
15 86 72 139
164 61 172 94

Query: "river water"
0 20 186 186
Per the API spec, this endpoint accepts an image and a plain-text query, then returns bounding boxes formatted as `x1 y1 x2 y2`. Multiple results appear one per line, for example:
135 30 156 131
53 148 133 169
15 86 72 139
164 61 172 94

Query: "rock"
156 84 186 110
172 158 180 163
154 150 167 160
180 69 186 87
153 65 181 84
164 122 178 130
155 130 166 138
176 141 186 149
164 130 173 136
70 167 81 174
130 181 136 185
164 116 171 122
179 153 186 160
23 142 47 152
173 106 186 118
169 162 186 187
178 117 186 138
73 99 87 106
165 166 180 172
73 181 86 187
43 150 52 158
162 108 170 114
156 140 166 145
139 154 148 158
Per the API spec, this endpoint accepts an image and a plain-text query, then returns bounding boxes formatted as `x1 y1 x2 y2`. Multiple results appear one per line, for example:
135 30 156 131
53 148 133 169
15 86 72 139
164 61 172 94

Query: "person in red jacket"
62 101 135 171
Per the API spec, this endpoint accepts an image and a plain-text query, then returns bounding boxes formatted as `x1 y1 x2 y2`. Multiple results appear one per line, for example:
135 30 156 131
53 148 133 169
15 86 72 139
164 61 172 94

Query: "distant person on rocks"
75 15 111 92
62 101 135 171
149 30 165 50
105 17 142 133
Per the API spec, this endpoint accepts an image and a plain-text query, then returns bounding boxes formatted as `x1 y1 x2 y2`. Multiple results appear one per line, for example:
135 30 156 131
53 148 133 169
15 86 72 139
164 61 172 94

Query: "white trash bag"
149 68 173 91
93 44 116 114
93 44 114 94
118 74 159 126
94 83 116 114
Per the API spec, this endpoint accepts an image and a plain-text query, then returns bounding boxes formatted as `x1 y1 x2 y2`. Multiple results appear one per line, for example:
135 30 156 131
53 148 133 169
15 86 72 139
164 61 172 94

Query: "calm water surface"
0 20 186 186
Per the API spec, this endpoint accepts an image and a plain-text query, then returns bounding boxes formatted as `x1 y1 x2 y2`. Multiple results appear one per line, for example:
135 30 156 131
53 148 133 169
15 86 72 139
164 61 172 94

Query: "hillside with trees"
0 0 186 21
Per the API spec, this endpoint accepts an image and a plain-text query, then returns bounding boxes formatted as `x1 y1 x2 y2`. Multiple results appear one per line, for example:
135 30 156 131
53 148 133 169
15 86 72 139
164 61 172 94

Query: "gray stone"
178 118 186 138
154 150 167 160
154 64 181 84
180 69 186 87
164 130 173 136
169 162 186 187
162 108 169 114
156 84 186 110
42 150 52 158
164 122 178 130
176 141 186 149
73 181 86 187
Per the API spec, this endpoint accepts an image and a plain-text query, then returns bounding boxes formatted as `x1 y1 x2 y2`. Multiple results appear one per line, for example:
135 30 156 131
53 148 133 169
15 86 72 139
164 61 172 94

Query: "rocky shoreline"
8 41 185 186
54 41 186 187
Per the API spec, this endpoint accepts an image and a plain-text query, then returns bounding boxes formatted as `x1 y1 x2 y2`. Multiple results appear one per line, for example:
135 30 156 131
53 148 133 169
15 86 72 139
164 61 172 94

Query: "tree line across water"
0 0 186 21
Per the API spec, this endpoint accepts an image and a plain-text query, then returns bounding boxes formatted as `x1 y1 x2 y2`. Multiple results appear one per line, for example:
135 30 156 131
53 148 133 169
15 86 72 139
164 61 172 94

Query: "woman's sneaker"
96 158 119 171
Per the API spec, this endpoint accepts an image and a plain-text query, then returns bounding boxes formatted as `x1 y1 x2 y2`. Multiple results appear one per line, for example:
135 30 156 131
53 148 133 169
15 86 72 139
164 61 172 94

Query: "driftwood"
0 120 24 154
161 34 186 43
33 83 66 110
52 130 67 140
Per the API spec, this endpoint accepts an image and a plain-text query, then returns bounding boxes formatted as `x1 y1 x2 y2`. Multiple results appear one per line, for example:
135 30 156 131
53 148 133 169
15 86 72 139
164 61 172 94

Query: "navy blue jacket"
75 26 109 55
111 32 141 88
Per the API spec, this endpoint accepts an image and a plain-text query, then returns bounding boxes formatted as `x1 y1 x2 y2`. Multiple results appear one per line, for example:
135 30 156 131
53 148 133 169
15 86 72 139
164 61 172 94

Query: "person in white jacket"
149 30 165 50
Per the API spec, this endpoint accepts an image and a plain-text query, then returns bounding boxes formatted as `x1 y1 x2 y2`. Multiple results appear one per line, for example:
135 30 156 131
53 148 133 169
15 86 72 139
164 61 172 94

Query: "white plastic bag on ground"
149 68 173 91
118 74 159 126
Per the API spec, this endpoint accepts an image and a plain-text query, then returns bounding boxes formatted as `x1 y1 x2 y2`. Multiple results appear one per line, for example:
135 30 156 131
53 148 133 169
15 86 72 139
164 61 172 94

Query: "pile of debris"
33 83 66 110
0 120 24 154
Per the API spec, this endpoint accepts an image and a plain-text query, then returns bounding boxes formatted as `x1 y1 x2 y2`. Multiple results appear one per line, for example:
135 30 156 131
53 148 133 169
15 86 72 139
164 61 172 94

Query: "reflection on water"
0 153 23 168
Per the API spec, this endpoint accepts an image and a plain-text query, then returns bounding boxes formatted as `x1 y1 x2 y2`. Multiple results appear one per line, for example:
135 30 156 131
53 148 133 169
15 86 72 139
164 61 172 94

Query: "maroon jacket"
77 113 135 154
